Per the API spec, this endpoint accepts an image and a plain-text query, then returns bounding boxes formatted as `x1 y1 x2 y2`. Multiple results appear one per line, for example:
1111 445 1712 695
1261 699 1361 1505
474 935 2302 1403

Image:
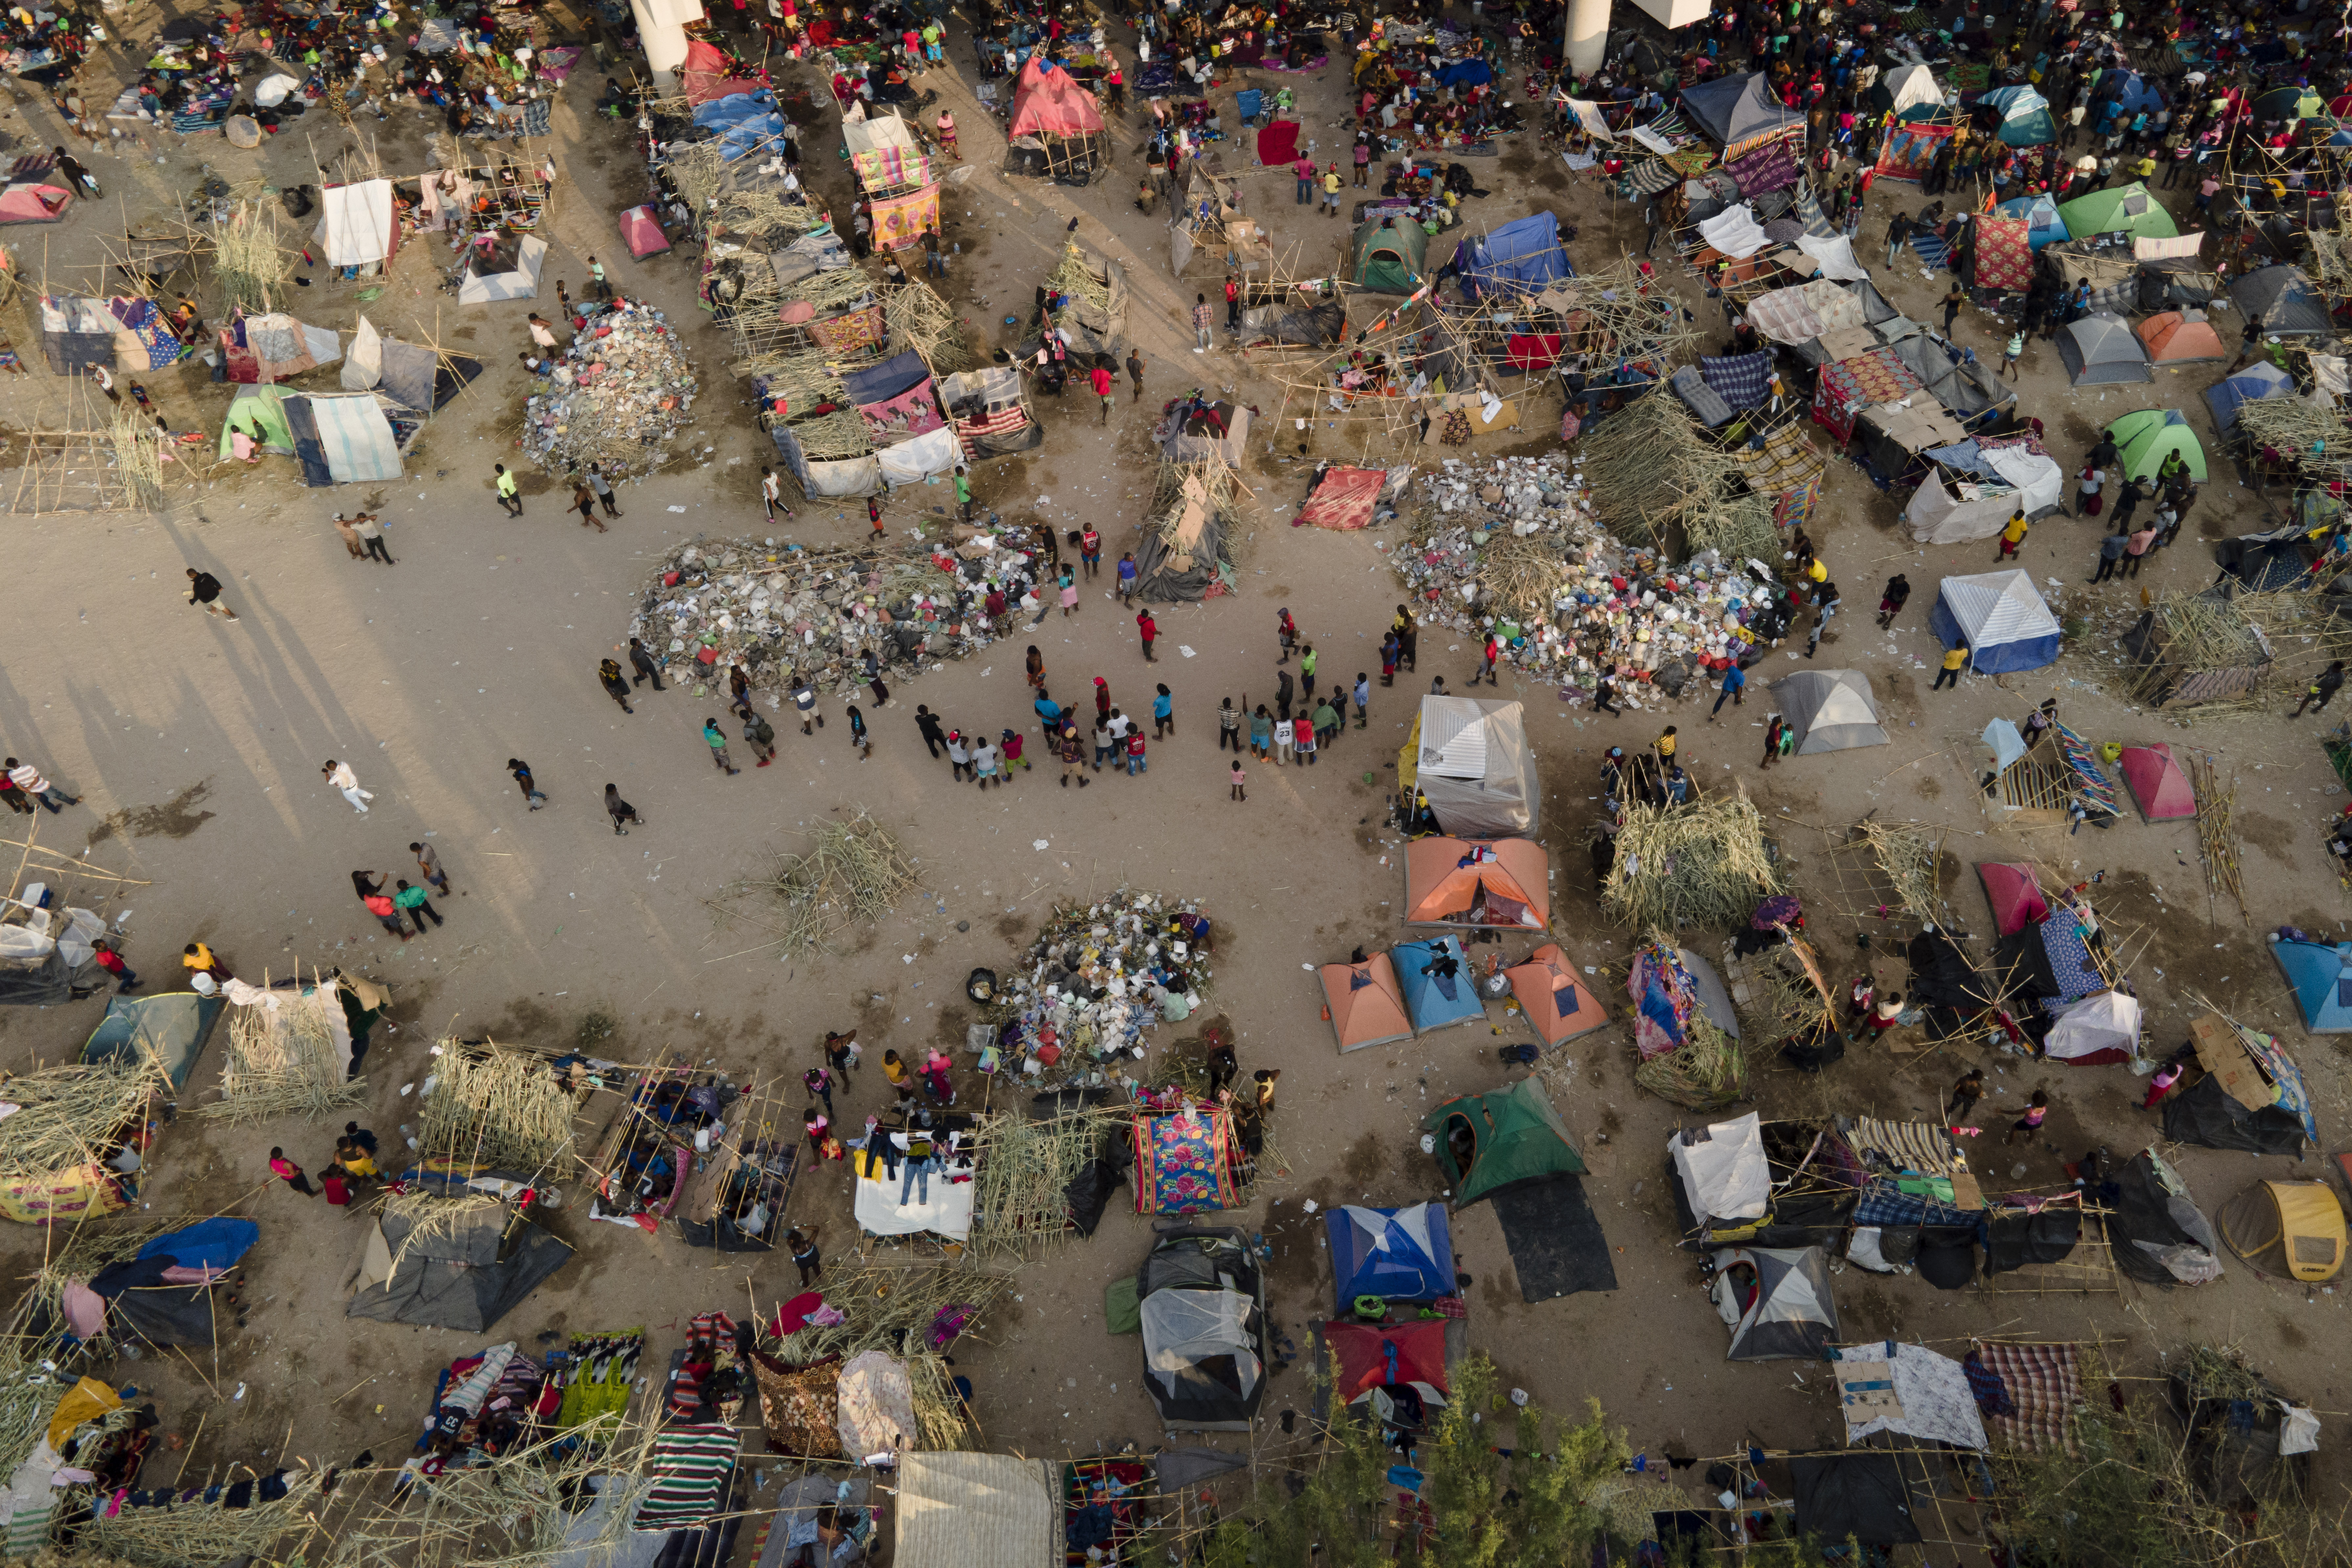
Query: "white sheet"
304 393 404 483
1698 203 1768 260
853 1167 973 1239
1795 234 1869 281
322 179 396 267
1983 446 2064 516
342 315 383 392
1831 1342 1988 1450
875 423 961 487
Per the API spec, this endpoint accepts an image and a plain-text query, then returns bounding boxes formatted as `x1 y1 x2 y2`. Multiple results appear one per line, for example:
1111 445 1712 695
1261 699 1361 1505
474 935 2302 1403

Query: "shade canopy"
1403 837 1550 929
1502 943 1606 1048
1321 955 1414 1053
1770 669 1888 753
1325 1203 1455 1309
1422 1078 1584 1206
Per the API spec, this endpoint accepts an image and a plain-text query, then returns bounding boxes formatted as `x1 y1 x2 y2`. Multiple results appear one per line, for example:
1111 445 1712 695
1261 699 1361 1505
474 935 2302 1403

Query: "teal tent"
1348 216 1428 295
2057 182 2179 243
82 993 225 1090
1423 1078 1585 1206
2273 938 2352 1032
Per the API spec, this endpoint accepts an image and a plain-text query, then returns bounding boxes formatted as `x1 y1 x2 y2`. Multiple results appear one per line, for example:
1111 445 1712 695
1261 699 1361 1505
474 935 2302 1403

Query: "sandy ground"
1 5 2350 1545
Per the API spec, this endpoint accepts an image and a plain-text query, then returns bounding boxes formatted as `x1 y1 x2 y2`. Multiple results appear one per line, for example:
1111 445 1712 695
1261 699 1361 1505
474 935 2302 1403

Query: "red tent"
1008 57 1105 139
1325 1319 1450 1404
0 182 71 224
680 39 764 105
2119 742 2196 821
1978 862 2047 936
618 205 672 259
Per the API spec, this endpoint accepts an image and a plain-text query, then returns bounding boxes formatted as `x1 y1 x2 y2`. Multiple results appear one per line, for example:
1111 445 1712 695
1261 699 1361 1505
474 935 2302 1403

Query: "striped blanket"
954 404 1029 457
1965 1342 2080 1454
630 1424 737 1532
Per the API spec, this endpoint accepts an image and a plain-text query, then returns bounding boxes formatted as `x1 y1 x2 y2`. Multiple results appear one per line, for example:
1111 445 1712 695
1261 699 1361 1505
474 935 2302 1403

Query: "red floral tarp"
1295 466 1387 529
1973 216 2034 292
1134 1104 1239 1214
1811 347 1921 444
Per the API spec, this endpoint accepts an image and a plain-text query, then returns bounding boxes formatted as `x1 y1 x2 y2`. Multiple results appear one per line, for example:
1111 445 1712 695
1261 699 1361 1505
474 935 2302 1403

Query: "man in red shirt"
1223 273 1242 332
1137 609 1159 662
1090 359 1114 423
1293 155 1316 203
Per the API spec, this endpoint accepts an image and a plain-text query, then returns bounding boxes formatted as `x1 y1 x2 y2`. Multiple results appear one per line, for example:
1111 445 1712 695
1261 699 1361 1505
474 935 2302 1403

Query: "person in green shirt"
703 717 741 776
1311 699 1340 749
393 879 444 931
494 463 522 516
1299 643 1319 700
954 466 973 523
1999 329 2025 382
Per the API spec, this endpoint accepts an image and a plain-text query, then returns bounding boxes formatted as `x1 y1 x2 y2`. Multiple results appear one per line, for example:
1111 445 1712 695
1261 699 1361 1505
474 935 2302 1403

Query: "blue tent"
1929 570 2061 675
1978 85 2056 146
81 993 225 1090
1458 212 1568 301
1393 936 1484 1034
2205 362 2297 434
1997 193 2067 251
138 1218 259 1272
1325 1202 1455 1310
2273 938 2352 1031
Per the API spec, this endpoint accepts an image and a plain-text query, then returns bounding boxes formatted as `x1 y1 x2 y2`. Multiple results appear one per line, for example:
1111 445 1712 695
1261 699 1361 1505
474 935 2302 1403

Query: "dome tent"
2205 361 2295 434
2118 742 2196 821
1324 1202 1454 1309
1930 570 2061 674
2107 407 2207 482
1348 214 1428 295
1319 954 1414 1053
2138 311 2227 366
1502 943 1607 1048
2057 181 2179 242
2218 1180 2345 1282
1977 84 2056 146
1137 1225 1267 1431
1403 696 1541 837
1393 935 1484 1035
2043 989 2142 1066
1709 1244 1838 1360
2270 936 2352 1031
1770 668 1889 753
1867 62 1943 122
2055 311 2153 386
2230 264 2334 337
1996 191 2067 251
1403 836 1549 929
1977 862 2048 936
1422 1077 1585 1207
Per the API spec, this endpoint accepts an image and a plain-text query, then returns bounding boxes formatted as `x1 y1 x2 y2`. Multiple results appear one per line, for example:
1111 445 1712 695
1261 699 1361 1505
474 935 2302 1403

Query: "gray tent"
82 993 226 1090
1771 669 1890 753
1710 1245 1838 1360
2055 311 2152 386
1412 696 1540 837
347 1197 574 1331
1139 1226 1268 1431
2231 264 2334 337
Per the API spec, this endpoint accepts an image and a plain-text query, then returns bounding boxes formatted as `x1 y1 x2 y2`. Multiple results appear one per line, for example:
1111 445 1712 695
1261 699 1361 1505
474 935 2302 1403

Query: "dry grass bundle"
1543 256 1701 368
212 200 296 315
2189 750 2249 923
1680 491 1779 566
5 1219 177 1338
1465 531 1571 614
377 1189 506 1272
105 406 167 511
81 1463 327 1567
707 809 921 960
0 1059 168 1182
1045 240 1112 315
727 346 847 404
713 186 829 246
1580 393 1748 552
885 279 975 375
780 266 880 317
416 1041 578 1174
1632 1015 1746 1109
1856 820 1942 922
200 973 366 1124
1603 788 1782 932
2235 398 2352 479
767 1263 1001 1448
967 1106 1128 1260
657 139 735 228
787 409 874 462
2123 590 2277 707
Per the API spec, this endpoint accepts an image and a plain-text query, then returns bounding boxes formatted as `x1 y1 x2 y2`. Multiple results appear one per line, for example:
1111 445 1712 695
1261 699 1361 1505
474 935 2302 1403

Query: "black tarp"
1788 1452 1925 1546
1488 1173 1617 1300
2106 1149 2222 1287
2160 1074 2306 1157
1238 298 1346 346
2217 531 2310 592
348 1202 574 1330
1906 928 1999 1039
90 1257 221 1347
0 948 76 1006
1750 1187 1860 1251
1993 923 2064 1006
1983 1208 2081 1274
1138 1227 1267 1429
40 331 115 374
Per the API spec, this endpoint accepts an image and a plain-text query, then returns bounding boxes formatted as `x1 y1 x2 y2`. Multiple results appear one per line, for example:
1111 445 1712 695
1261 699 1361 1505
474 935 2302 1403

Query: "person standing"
1223 273 1242 332
1116 552 1139 604
1882 207 1912 268
793 678 822 735
1805 581 1840 659
1272 711 1295 766
788 1224 823 1286
348 511 395 565
2089 531 2129 583
1249 704 1272 758
1394 606 1419 671
269 1148 316 1197
915 704 948 758
2004 1089 2051 1147
1059 564 1080 617
1760 714 1786 769
628 636 666 690
945 728 973 781
1230 758 1246 801
599 659 636 714
1934 641 1967 691
1124 728 1148 775
1710 663 1745 720
322 759 373 814
2141 1058 2184 1110
1192 293 1214 352
1137 609 1159 662
2074 462 2105 518
507 758 548 809
952 466 973 523
394 878 444 931
1090 359 1114 423
703 717 741 775
1379 630 1400 687
603 783 643 834
4 757 79 813
743 707 778 766
587 464 624 518
494 463 523 516
1126 349 1146 402
1080 526 1102 578
1946 1068 1985 1130
1153 683 1174 738
185 568 239 620
847 705 871 760
1471 633 1497 686
1940 280 1965 336
410 841 451 897
2123 523 2157 577
90 938 137 992
332 513 367 561
1876 574 1911 628
1218 697 1242 750
1311 696 1339 750
1352 672 1370 730
1299 643 1319 700
2293 661 2346 718
860 648 892 709
1059 723 1089 788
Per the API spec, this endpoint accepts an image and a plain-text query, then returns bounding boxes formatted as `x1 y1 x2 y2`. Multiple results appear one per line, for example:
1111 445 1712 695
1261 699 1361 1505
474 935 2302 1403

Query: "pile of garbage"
521 302 699 480
1399 454 1783 708
974 890 1213 1085
633 537 1034 697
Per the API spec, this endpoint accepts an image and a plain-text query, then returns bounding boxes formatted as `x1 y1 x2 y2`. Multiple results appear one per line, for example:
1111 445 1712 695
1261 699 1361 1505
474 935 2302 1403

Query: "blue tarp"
1458 211 1568 301
2204 363 2296 434
2273 939 2352 1031
692 91 789 161
138 1218 260 1271
1437 58 1493 88
1393 936 1484 1034
841 348 932 406
1325 1202 1455 1310
1996 193 2067 251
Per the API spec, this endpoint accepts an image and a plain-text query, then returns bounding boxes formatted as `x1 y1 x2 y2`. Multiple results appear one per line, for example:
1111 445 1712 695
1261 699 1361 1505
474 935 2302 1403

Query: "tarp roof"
1977 862 2048 936
1671 1113 1770 1231
1410 697 1540 837
2231 264 2334 336
1403 837 1549 929
1008 56 1104 139
1789 1452 1925 1547
322 179 398 267
1680 73 1804 152
1423 1078 1584 1206
1458 211 1567 300
2119 742 2196 820
80 993 223 1090
1393 935 1484 1034
1502 943 1606 1048
1326 1203 1454 1308
2109 1148 2223 1287
1770 668 1888 753
1930 570 2061 674
1321 955 1415 1053
895 1454 1059 1568
347 1199 573 1330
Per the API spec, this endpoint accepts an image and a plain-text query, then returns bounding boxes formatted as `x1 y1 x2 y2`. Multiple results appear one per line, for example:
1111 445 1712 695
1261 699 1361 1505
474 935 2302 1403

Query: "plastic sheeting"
300 393 404 483
321 180 397 266
1697 202 1768 259
457 235 548 304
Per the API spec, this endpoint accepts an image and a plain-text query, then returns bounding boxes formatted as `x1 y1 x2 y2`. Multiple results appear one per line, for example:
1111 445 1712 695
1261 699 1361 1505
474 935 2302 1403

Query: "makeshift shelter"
1907 925 2000 1040
1930 570 2061 674
1770 669 1888 753
321 179 399 270
456 234 548 305
1977 84 2056 145
81 992 224 1090
1007 56 1106 140
1347 215 1428 294
1156 398 1250 464
937 365 1041 461
1325 1203 1454 1310
347 1193 574 1331
1629 940 1746 1110
2118 591 2272 707
2044 990 2142 1066
1457 212 1567 301
0 174 69 224
2118 742 2196 821
2205 361 2295 434
2218 1181 2345 1282
1787 1453 1926 1548
1868 62 1943 121
1502 944 1607 1048
1293 466 1387 530
1709 1245 1837 1360
1392 936 1484 1035
0 902 104 1005
1829 1342 1989 1450
617 204 671 258
2232 264 2334 337
1424 1078 1585 1206
0 1056 170 1224
2175 1010 2316 1150
1320 954 1415 1054
895 1454 1058 1566
217 311 341 385
1325 1319 1450 1409
286 392 405 484
2055 312 2153 385
1978 862 2049 937
1402 697 1540 837
1680 73 1805 159
1402 837 1549 930
2107 407 2207 482
2109 1148 2224 1287
2057 181 2178 242
1997 192 2067 251
1137 1226 1267 1431
1670 1113 1772 1241
2277 936 2352 1030
1133 1104 1241 1216
1906 443 2065 542
1967 215 2037 292
852 1134 975 1239
2139 312 2228 366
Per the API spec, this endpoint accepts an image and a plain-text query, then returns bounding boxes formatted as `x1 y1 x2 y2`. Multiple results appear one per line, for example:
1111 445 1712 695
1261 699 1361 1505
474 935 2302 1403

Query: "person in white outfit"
322 759 373 813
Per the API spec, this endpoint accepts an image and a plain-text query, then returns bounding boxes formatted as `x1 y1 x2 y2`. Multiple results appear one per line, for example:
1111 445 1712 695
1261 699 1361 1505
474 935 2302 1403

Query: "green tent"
1423 1077 1584 1206
82 993 225 1091
1349 216 1429 295
2057 181 2179 243
218 385 295 459
2107 408 2207 483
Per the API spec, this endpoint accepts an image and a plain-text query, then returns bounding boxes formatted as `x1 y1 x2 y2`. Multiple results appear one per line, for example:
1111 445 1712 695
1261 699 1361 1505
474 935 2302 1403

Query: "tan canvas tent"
896 1453 1060 1567
2218 1180 2345 1282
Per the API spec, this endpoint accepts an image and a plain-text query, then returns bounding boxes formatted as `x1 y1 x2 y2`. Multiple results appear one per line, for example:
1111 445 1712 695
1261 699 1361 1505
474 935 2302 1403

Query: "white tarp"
1670 1113 1770 1226
1746 279 1869 345
322 179 397 267
852 1163 973 1239
1983 717 2028 775
802 454 884 498
2046 990 2143 1062
2135 231 2205 261
456 235 548 305
1562 97 1615 142
1829 1342 1989 1450
1697 202 1768 260
1795 234 1870 281
304 393 404 483
876 423 961 487
252 73 301 107
342 314 384 392
1881 62 1943 117
1906 450 2061 544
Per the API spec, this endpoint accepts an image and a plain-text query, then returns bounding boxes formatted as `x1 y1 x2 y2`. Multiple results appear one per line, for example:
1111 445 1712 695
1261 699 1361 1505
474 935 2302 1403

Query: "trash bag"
965 966 998 1003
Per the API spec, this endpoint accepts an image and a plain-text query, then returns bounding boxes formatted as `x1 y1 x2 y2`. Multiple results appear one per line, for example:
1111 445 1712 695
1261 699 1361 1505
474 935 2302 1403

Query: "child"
1947 1068 1985 1131
919 1048 955 1105
1230 759 1246 801
1868 990 1904 1037
1846 974 1875 1023
2005 1089 2050 1146
866 495 884 536
787 1224 823 1286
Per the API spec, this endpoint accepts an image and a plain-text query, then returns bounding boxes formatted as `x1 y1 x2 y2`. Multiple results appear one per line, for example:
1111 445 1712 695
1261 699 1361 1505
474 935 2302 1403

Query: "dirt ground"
1 2 2350 1541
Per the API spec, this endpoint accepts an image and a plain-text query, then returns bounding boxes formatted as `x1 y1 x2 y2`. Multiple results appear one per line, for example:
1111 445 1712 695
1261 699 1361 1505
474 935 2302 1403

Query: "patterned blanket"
1966 1342 2081 1453
1134 1105 1238 1214
752 1353 843 1457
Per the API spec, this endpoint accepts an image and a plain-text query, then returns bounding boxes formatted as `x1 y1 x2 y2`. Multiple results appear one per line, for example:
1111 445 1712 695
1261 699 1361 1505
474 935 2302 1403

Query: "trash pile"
521 302 699 480
1400 454 1784 708
633 534 1036 697
974 890 1214 1086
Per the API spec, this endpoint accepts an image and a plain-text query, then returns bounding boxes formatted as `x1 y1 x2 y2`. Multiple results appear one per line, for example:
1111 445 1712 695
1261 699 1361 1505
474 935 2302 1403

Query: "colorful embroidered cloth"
2055 721 2121 818
1812 347 1920 443
870 184 941 251
1629 940 1696 1062
752 1353 843 1457
1966 1342 2080 1453
1974 216 2034 291
1727 140 1798 197
808 303 887 354
1134 1104 1239 1214
852 148 934 190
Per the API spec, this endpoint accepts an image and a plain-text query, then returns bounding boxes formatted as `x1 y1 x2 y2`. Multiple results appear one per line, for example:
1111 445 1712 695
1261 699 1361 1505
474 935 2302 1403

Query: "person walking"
185 568 239 620
1805 581 1840 658
760 466 794 520
603 783 643 834
787 1224 824 1286
495 463 523 516
4 757 79 813
2293 661 2346 718
1153 684 1174 738
1058 564 1081 617
1876 574 1911 628
1137 609 1159 662
703 717 741 775
91 939 138 993
1116 552 1140 604
2004 1089 2051 1147
394 878 444 931
346 511 395 565
2123 523 2157 577
1058 723 1089 787
269 1148 317 1197
322 759 373 814
1710 663 1745 720
355 870 408 938
1998 328 2025 381
2073 462 2105 518
2090 531 2129 583
587 463 623 518
1882 208 1913 268
1191 293 1213 352
1760 714 1786 769
507 758 548 809
598 658 636 714
1946 1067 1985 1130
793 678 822 735
410 841 451 897
1230 758 1246 801
915 704 948 758
743 707 778 767
1996 509 2029 561
1934 641 1968 690
2141 1058 2184 1110
1090 359 1114 423
1940 280 1965 335
1126 349 1146 401
860 648 892 709
628 636 666 690
1471 633 1498 686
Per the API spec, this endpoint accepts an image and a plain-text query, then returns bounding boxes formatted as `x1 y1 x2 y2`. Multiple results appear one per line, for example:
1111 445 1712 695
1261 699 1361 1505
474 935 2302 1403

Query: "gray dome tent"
1138 1225 1269 1431
1410 696 1540 837
348 1191 575 1332
1770 669 1890 754
1710 1244 1838 1360
2055 311 2153 386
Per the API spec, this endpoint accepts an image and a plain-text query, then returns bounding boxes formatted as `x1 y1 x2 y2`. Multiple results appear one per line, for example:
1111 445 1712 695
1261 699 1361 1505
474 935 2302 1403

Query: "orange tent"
2138 312 2228 366
1320 956 1414 1053
1504 944 1607 1047
1404 838 1550 930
